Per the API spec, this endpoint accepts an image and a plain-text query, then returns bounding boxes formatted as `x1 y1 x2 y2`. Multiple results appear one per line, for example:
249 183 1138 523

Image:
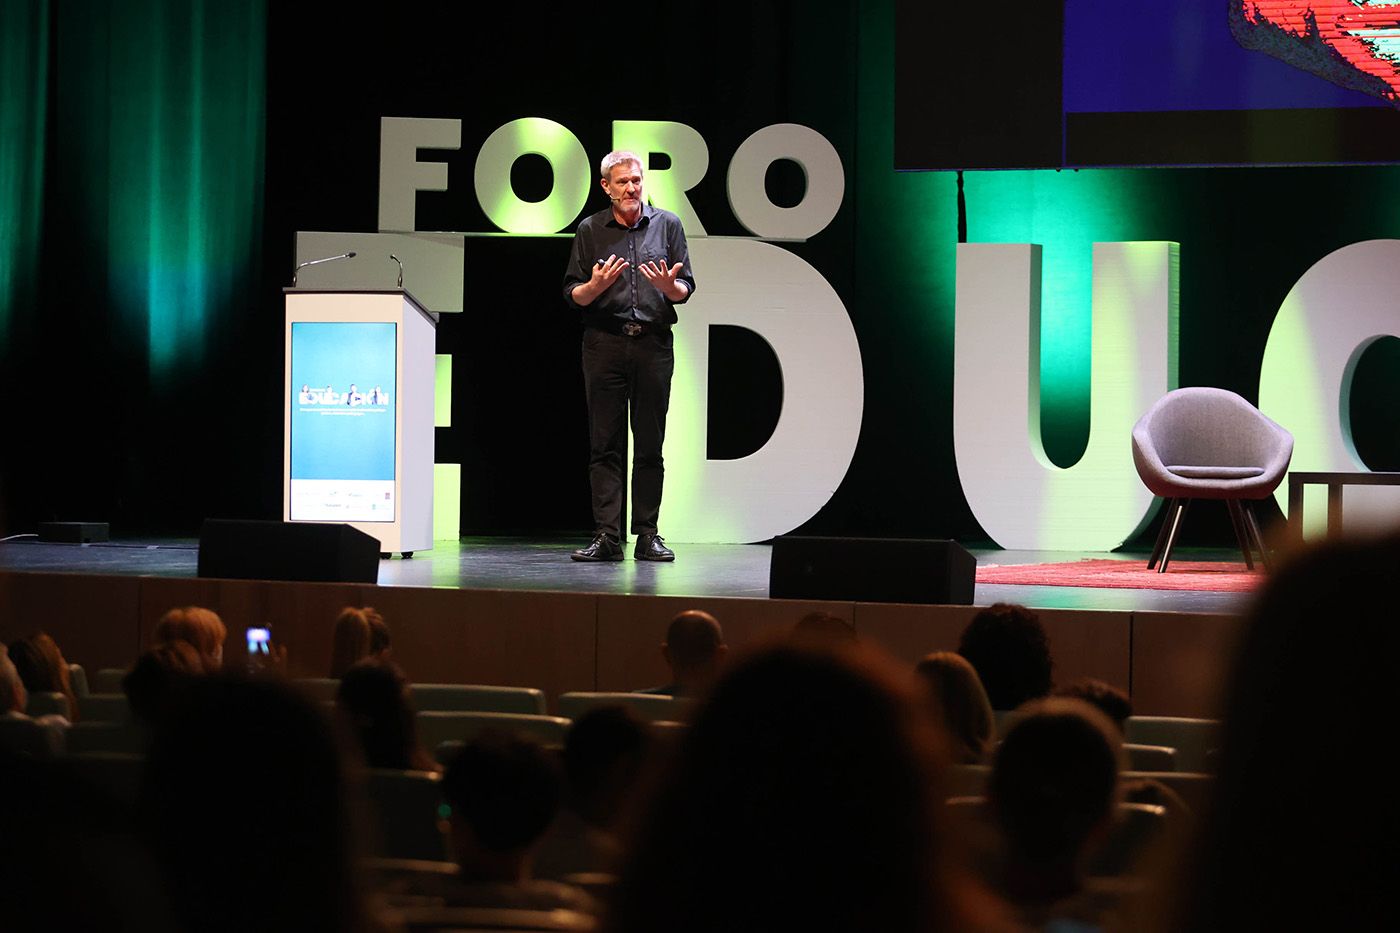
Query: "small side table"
1286 471 1400 543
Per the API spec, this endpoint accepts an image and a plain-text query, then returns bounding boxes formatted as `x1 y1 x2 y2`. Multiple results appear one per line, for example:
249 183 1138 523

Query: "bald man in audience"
637 610 726 697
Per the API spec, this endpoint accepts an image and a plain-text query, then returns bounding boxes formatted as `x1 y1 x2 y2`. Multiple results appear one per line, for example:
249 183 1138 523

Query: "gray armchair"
1131 387 1293 572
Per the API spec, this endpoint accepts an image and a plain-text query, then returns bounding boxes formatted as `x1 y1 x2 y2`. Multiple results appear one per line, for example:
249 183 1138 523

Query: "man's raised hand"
640 260 688 301
573 254 629 306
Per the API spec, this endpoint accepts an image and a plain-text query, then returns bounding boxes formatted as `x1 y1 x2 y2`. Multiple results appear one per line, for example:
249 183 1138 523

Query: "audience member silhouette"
987 698 1125 928
0 750 179 931
121 640 204 730
1054 678 1132 734
335 659 437 772
534 705 657 881
915 651 996 764
1160 533 1400 932
0 644 25 714
437 731 596 913
0 642 65 757
958 603 1053 711
152 605 226 673
139 675 380 933
330 606 392 678
7 631 79 721
605 641 1006 933
637 609 726 696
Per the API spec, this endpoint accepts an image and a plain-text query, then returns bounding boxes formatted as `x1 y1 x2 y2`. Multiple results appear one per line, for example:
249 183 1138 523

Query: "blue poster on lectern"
289 322 397 522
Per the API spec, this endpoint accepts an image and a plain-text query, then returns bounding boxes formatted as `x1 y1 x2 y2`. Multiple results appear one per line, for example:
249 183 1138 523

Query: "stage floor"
0 536 1252 614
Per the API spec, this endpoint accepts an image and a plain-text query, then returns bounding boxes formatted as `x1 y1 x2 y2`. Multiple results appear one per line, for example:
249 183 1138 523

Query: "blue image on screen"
1063 1 1386 114
290 322 396 481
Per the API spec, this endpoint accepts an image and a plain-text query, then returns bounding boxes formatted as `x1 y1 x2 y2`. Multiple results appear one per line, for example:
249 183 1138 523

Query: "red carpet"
975 559 1265 593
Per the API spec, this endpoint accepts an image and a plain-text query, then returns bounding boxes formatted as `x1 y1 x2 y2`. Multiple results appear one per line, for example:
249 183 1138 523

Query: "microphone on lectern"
291 251 357 287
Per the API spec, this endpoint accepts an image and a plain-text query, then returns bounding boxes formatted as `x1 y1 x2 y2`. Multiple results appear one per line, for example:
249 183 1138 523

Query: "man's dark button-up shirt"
562 203 696 327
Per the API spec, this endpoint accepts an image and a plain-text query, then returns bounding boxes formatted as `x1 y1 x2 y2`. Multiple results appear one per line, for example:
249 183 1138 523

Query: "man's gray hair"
600 150 643 179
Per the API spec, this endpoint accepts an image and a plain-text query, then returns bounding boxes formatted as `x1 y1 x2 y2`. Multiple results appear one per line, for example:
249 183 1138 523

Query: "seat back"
947 763 991 798
1125 770 1214 814
1126 716 1220 772
68 663 90 698
1142 387 1285 467
417 712 571 758
412 684 547 715
92 668 127 694
1086 802 1169 876
1124 743 1177 772
364 768 449 861
556 692 688 723
389 906 596 932
0 715 67 758
64 721 147 755
293 677 341 703
26 691 71 719
82 693 131 724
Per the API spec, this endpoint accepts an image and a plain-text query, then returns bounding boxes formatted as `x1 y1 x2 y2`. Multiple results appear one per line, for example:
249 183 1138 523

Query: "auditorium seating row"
55 752 1214 866
42 669 1223 771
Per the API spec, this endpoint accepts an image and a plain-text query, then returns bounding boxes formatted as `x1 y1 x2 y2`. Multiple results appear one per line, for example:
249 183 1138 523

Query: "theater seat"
1124 743 1177 772
417 712 570 757
556 692 689 723
1126 716 1220 773
411 683 547 715
365 768 449 861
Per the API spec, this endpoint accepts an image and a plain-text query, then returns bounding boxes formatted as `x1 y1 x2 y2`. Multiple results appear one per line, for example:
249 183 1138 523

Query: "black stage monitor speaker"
769 536 976 605
198 520 380 583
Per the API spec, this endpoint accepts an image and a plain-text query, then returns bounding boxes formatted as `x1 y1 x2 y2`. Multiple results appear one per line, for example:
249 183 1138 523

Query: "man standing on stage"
563 150 696 563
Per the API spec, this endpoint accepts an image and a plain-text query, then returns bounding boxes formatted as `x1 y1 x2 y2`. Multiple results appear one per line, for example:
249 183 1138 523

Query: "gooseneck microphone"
291 251 357 287
389 253 404 288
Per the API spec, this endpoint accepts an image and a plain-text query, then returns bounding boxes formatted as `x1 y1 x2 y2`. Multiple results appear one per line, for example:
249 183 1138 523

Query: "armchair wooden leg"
1225 499 1256 570
1243 501 1271 572
1147 498 1177 570
1157 499 1190 573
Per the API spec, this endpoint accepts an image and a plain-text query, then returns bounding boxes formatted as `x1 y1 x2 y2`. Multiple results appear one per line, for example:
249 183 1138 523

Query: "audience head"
122 640 204 728
661 609 726 694
139 675 368 933
152 606 226 673
1165 533 1400 931
915 651 996 764
335 659 433 772
1053 678 1132 733
0 644 27 713
607 641 989 933
441 731 562 882
6 632 75 704
791 610 857 645
562 705 655 830
329 606 390 678
957 603 1053 710
989 698 1123 877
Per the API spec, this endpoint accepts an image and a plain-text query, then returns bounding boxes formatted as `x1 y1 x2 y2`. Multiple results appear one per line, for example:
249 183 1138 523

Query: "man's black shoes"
634 533 675 562
571 533 623 562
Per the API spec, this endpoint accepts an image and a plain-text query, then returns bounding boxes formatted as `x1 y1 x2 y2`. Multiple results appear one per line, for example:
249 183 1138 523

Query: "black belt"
590 319 670 338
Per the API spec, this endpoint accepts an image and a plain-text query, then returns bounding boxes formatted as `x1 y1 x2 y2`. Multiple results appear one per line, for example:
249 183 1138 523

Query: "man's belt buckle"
622 321 643 337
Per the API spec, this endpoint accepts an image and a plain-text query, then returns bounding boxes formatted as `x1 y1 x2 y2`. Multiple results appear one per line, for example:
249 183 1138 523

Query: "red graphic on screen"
1232 1 1400 104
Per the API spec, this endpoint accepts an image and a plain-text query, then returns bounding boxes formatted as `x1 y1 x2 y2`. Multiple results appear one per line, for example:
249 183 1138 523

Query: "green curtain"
0 0 49 345
54 0 266 382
